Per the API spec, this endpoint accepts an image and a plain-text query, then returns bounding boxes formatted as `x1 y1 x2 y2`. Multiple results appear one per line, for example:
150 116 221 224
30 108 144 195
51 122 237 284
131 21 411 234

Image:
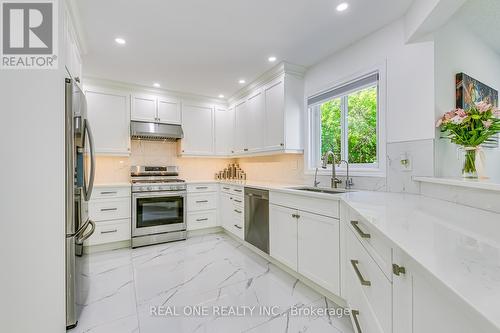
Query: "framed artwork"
456 72 499 148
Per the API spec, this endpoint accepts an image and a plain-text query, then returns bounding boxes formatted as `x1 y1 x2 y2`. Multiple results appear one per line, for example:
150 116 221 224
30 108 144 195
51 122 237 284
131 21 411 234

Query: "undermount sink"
288 186 351 194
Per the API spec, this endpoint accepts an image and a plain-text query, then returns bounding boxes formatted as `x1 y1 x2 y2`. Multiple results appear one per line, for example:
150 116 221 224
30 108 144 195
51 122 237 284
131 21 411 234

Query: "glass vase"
462 148 478 179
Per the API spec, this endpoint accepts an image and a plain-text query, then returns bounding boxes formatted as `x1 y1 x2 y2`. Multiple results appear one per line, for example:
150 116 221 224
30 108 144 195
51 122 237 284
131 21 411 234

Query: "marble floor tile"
69 232 353 333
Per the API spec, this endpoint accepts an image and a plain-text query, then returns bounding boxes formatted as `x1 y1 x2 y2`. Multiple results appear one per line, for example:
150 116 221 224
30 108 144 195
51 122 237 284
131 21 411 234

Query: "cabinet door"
214 106 234 155
131 94 157 122
181 103 214 155
85 88 130 155
219 193 233 230
298 211 340 294
233 100 247 153
269 204 298 271
246 90 266 151
157 96 181 124
264 77 285 150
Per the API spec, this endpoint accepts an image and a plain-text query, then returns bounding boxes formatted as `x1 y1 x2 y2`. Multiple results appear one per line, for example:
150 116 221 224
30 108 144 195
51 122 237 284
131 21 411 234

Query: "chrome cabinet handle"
291 213 301 219
100 207 118 212
222 187 230 190
196 218 208 222
100 191 117 195
196 186 208 190
233 224 242 230
233 189 242 192
196 200 209 203
351 221 371 239
234 199 242 203
234 209 242 214
350 260 371 286
351 310 362 332
393 264 406 276
101 229 118 234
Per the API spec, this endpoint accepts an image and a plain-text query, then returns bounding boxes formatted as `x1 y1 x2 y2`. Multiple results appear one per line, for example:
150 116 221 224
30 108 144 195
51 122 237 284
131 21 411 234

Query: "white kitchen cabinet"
220 192 233 231
263 77 285 150
157 96 181 124
298 211 340 295
215 106 234 155
269 204 298 271
131 94 157 122
181 103 214 155
246 89 266 152
85 87 131 155
64 6 82 83
233 99 248 154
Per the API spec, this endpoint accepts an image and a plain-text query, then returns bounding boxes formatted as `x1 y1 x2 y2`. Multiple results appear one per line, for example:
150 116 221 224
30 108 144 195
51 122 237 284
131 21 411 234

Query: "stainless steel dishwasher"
244 187 269 254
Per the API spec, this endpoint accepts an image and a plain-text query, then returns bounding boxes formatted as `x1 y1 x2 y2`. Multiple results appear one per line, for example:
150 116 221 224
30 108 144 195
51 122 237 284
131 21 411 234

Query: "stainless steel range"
131 166 187 248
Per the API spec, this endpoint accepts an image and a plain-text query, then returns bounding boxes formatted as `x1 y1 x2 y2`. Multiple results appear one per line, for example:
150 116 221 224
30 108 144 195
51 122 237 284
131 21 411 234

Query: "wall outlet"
400 152 412 171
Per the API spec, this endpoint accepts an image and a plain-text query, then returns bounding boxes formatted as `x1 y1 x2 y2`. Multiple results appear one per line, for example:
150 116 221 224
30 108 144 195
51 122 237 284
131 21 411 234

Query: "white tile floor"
69 233 353 333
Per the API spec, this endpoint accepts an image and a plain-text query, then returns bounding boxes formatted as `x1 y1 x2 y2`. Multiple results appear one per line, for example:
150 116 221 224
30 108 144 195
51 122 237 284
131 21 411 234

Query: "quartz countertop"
93 182 131 188
341 191 500 330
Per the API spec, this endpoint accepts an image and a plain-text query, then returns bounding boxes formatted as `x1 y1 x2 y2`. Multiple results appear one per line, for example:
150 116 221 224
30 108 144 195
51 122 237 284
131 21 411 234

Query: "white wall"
434 20 500 181
305 19 435 144
0 2 66 333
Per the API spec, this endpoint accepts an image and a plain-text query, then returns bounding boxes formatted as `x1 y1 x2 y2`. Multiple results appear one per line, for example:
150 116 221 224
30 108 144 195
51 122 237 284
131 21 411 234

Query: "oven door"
132 191 186 237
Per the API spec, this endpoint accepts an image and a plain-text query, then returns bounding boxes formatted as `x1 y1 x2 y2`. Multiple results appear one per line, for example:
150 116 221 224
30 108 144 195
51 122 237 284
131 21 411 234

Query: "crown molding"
228 61 307 104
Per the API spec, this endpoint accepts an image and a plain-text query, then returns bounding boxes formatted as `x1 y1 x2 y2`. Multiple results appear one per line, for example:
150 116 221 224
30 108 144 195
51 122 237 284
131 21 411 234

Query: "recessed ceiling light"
336 2 349 12
268 56 277 62
218 94 225 98
238 79 246 84
114 37 126 45
153 82 160 88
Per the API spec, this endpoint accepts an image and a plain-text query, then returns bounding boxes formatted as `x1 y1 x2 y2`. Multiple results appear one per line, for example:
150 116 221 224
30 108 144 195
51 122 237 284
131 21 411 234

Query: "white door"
215 106 234 155
264 77 285 150
219 193 233 230
233 100 247 154
85 87 130 155
181 103 214 155
131 94 157 122
246 90 266 151
269 204 298 271
298 210 340 295
157 96 181 124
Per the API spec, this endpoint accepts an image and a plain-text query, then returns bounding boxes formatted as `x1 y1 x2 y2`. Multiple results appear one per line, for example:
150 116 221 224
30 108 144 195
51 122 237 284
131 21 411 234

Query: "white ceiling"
75 0 413 98
453 0 500 56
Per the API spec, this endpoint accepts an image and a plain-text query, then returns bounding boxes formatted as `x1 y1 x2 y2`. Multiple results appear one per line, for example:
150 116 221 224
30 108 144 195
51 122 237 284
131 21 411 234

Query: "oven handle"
132 191 187 199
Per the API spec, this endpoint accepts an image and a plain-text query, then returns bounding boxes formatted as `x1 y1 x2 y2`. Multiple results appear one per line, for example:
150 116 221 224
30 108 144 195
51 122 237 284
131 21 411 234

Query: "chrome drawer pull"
233 224 242 230
350 260 371 286
100 191 117 195
223 187 230 190
195 186 208 190
100 208 118 212
351 221 371 239
196 218 208 222
234 199 242 203
351 310 362 332
196 200 209 203
234 209 242 214
101 229 118 234
233 189 242 192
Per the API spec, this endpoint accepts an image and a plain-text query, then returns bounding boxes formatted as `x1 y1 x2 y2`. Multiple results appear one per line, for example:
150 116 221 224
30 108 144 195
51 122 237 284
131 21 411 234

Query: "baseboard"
83 240 131 254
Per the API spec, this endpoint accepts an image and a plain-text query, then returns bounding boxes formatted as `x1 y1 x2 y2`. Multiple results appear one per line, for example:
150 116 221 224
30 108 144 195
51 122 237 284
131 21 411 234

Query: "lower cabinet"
187 184 218 231
219 187 244 239
269 203 340 294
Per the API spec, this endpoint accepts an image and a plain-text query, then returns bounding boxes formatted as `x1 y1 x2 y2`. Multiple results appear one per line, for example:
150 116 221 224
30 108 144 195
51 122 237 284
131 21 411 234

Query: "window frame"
305 63 387 177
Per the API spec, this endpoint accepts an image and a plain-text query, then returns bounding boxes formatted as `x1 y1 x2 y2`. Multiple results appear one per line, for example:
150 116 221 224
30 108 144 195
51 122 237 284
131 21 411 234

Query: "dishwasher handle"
244 187 269 201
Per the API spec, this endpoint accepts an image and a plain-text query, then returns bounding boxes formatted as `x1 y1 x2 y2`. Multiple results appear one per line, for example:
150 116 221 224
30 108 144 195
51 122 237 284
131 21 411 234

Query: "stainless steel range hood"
131 121 183 141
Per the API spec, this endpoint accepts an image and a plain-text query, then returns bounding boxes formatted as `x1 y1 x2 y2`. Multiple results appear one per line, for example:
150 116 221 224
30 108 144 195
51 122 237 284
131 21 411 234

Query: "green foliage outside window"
320 86 377 164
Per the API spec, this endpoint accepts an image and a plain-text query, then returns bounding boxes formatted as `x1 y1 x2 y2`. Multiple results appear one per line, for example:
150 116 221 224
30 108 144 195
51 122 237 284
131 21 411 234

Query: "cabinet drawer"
85 219 130 246
187 211 217 230
347 227 391 333
227 207 244 239
187 193 217 212
92 186 130 199
187 183 218 193
232 196 244 208
89 198 131 222
270 191 339 218
348 210 392 279
231 186 244 196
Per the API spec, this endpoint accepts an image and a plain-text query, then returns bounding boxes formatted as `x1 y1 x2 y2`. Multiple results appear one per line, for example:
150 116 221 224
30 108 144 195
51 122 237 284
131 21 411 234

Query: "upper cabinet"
181 102 214 155
131 94 181 124
64 5 82 83
264 77 286 150
214 106 234 156
85 86 131 155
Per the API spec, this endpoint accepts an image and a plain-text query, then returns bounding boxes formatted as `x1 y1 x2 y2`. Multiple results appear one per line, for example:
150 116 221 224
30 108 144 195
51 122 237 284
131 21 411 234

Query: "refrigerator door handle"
83 119 96 201
67 217 90 238
76 219 96 243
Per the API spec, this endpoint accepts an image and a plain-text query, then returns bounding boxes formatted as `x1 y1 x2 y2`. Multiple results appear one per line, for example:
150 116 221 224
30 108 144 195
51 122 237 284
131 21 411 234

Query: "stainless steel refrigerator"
65 78 96 330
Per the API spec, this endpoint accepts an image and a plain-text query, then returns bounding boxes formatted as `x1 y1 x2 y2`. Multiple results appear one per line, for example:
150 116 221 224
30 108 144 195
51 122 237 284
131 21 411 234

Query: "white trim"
304 61 387 178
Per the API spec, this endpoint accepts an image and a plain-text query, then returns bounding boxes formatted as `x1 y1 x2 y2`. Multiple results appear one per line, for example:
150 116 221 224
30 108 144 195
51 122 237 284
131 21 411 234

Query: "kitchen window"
308 71 385 176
